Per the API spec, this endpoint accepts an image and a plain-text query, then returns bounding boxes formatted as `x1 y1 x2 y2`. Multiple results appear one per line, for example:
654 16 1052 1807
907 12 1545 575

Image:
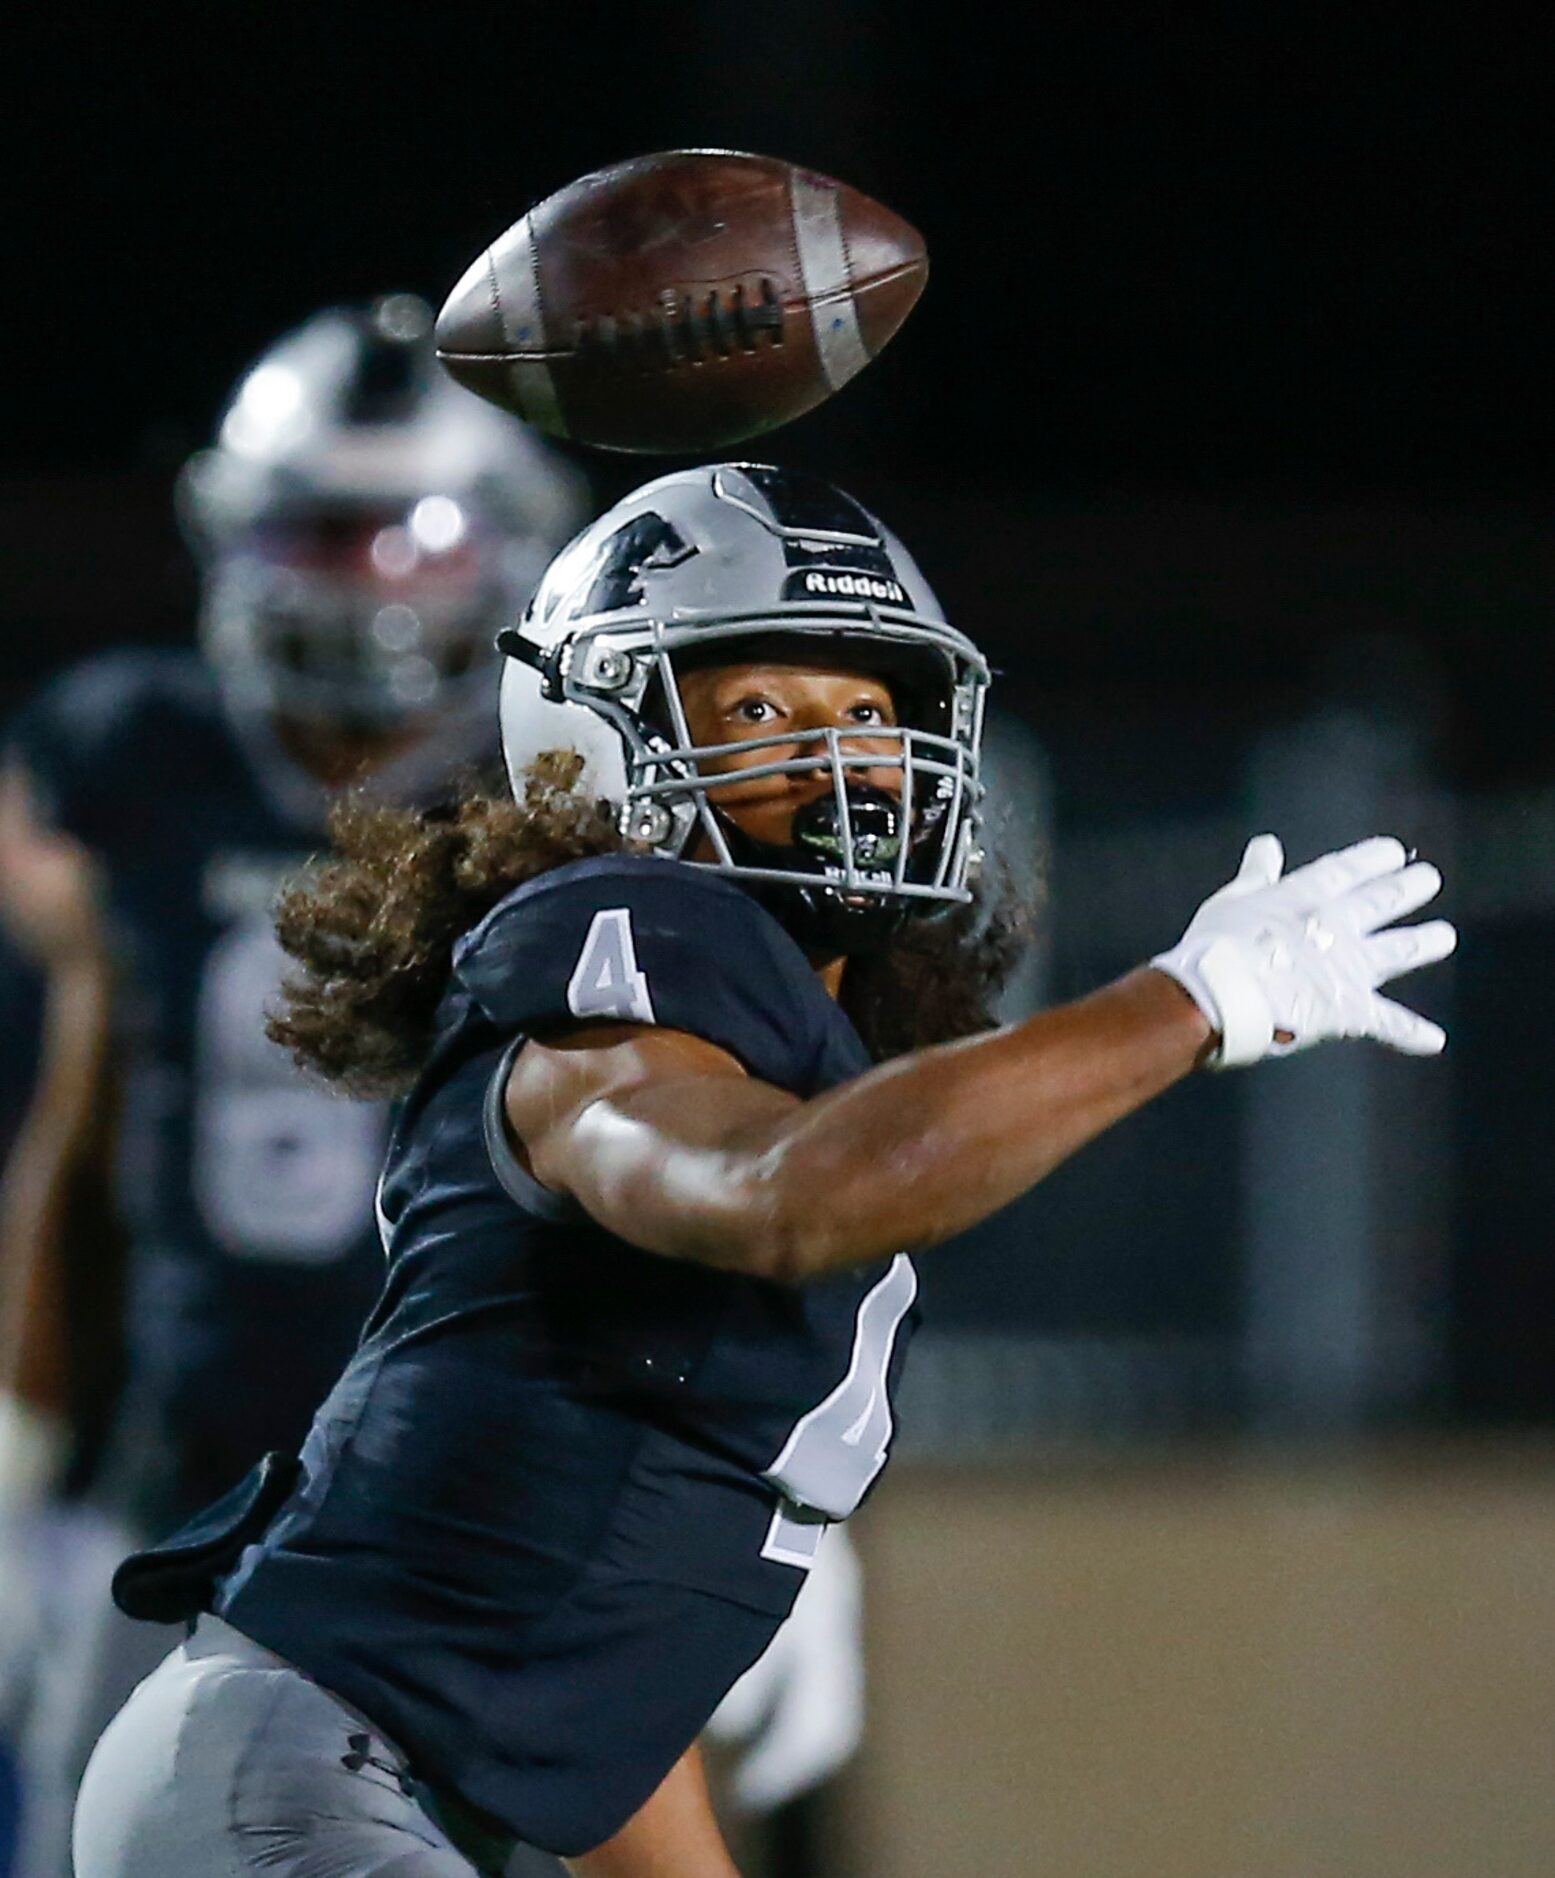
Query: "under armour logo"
341 1732 412 1794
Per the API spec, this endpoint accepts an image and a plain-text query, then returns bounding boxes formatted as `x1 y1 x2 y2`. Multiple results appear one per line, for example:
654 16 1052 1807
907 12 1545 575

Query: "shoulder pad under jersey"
452 854 838 1096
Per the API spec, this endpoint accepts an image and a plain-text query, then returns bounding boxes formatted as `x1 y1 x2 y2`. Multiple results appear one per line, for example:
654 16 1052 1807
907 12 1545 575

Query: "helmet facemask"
203 504 521 735
504 611 987 957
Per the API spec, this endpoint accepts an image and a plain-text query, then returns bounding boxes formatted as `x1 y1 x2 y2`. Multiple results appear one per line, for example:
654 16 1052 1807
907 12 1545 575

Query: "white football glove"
1151 834 1456 1068
706 1523 864 1813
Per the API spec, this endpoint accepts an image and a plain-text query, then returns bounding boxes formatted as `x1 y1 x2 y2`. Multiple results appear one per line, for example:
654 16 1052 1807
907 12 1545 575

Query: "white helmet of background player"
179 294 588 733
498 463 989 951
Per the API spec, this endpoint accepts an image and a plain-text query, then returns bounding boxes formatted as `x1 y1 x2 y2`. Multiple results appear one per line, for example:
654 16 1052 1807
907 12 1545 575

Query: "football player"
0 294 587 1878
73 463 1454 1877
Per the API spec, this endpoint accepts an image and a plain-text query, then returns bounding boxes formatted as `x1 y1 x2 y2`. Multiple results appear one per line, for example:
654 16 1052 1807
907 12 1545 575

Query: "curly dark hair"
266 753 1034 1095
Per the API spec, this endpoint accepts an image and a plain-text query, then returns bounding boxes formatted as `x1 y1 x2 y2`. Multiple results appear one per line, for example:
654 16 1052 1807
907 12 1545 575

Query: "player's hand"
1151 834 1457 1068
705 1523 864 1813
0 766 107 969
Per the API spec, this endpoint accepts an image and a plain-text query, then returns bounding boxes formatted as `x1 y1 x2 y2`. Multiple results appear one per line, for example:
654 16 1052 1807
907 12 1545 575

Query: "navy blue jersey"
5 651 390 1518
214 855 919 1854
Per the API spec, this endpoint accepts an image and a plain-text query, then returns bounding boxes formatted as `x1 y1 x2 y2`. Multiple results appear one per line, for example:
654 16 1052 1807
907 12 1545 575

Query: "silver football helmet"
180 294 588 733
498 463 989 948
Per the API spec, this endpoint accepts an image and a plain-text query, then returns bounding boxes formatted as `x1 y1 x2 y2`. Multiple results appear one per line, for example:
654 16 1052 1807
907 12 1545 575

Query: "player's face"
677 659 900 848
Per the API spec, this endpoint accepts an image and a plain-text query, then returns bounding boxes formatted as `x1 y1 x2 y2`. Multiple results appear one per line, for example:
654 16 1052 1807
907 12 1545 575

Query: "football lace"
572 280 785 372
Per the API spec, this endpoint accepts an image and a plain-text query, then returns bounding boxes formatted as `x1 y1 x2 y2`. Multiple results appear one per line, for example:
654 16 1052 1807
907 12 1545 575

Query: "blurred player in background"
0 294 588 1878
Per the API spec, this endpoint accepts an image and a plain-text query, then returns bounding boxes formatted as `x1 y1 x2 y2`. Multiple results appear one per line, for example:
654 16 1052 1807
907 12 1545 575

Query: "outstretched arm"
506 836 1453 1286
508 966 1204 1286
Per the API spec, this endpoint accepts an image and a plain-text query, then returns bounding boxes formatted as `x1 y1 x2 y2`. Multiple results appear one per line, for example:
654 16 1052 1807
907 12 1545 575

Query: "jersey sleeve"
452 857 833 1097
3 653 162 847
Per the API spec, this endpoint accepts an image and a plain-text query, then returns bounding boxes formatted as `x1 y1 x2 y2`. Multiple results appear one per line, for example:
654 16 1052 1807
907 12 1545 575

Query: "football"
435 149 927 454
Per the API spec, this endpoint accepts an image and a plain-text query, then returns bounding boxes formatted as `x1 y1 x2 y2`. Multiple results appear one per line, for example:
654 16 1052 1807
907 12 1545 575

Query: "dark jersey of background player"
4 649 395 1525
212 852 916 1856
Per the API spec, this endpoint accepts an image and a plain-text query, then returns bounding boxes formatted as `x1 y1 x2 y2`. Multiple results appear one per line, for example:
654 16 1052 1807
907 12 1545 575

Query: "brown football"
435 149 927 454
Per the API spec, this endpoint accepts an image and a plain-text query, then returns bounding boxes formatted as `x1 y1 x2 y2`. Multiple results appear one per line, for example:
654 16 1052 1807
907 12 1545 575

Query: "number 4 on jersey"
567 908 657 1024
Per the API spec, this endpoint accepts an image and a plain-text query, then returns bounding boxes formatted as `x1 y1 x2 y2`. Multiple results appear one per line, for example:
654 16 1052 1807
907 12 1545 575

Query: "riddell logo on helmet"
786 569 908 605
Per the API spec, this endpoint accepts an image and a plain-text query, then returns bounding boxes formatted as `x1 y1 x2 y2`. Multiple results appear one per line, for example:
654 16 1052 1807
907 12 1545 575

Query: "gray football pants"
12 1509 178 1878
72 1615 562 1878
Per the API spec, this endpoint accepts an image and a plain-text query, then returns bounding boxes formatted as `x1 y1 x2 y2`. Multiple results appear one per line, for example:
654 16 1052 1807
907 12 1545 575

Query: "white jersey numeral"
566 908 657 1024
566 904 911 1569
762 1253 918 1568
193 921 385 1263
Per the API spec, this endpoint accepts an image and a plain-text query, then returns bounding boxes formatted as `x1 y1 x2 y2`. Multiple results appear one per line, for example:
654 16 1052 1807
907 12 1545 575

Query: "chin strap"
494 628 566 701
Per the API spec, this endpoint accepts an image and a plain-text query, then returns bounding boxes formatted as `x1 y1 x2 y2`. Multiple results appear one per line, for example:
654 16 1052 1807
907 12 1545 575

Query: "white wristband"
1151 937 1276 1070
1196 937 1277 1068
0 1394 68 1513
